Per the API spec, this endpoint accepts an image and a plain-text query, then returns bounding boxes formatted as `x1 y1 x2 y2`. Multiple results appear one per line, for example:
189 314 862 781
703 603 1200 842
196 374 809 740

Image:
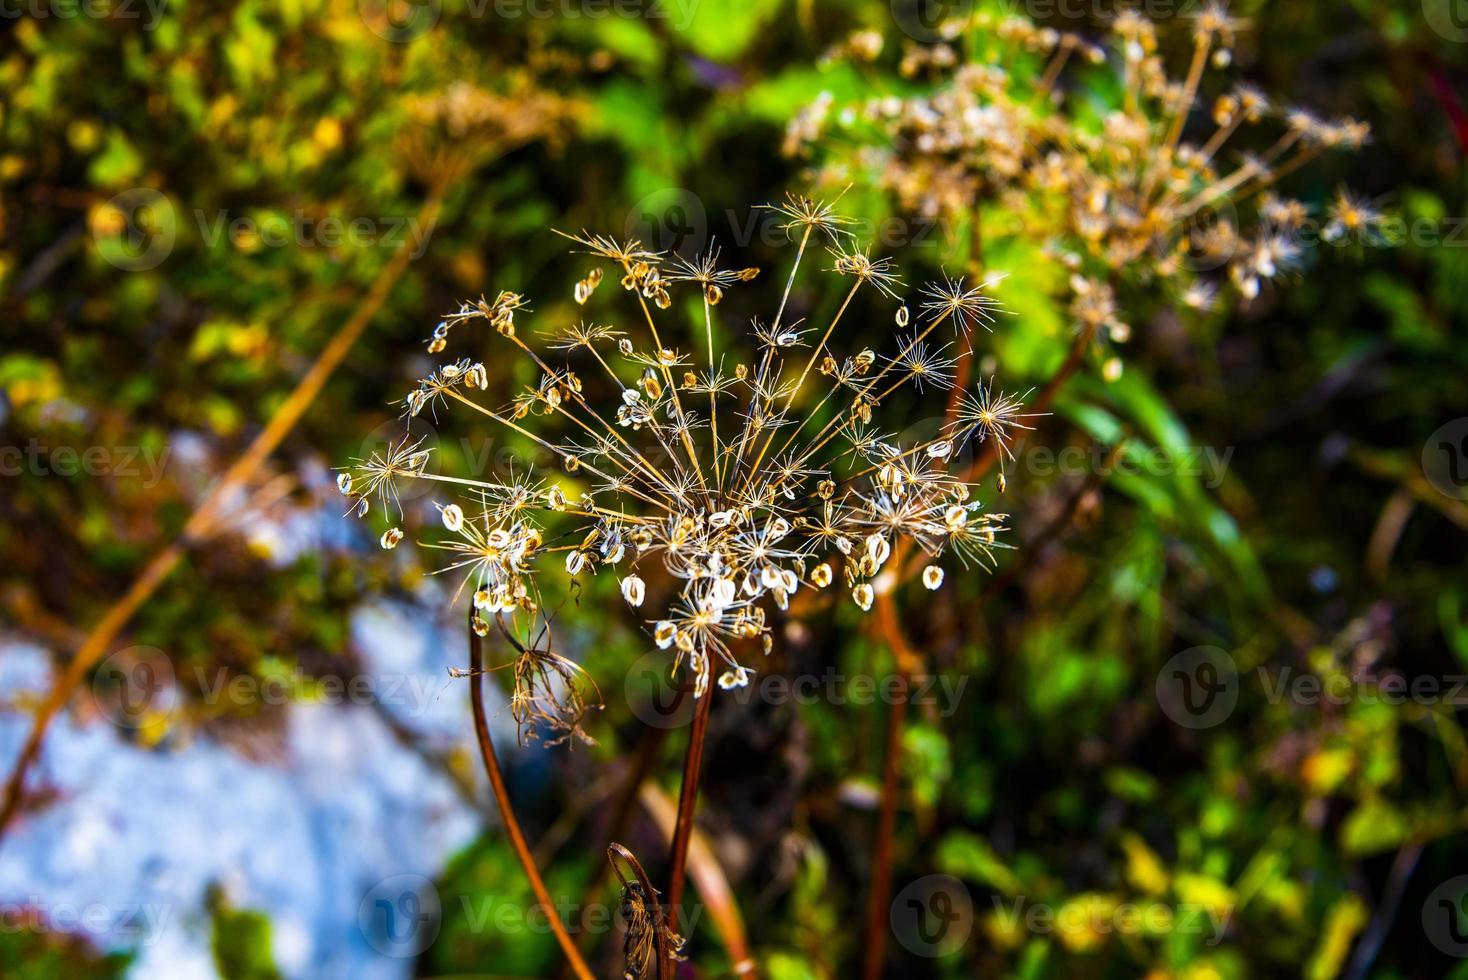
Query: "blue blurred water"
0 599 507 979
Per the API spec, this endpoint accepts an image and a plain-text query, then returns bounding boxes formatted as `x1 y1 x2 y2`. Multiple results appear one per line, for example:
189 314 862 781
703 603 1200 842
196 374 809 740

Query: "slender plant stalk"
638 781 755 975
665 681 714 935
569 712 680 958
469 611 595 980
862 590 924 980
0 190 445 843
862 303 1097 978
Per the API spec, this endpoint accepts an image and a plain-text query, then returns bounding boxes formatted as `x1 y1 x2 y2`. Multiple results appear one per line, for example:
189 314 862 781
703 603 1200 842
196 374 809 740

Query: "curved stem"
608 843 677 980
468 611 595 980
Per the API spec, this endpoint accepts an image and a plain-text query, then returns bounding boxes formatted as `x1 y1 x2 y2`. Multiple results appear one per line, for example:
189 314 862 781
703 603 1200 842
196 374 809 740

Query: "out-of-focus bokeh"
1 0 1466 977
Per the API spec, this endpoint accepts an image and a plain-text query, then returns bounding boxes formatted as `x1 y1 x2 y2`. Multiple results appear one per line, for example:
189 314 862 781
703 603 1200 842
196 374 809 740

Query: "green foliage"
3 0 1467 977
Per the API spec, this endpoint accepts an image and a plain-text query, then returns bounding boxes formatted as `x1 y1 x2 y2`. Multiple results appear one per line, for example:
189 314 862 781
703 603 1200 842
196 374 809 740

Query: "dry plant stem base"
469 612 595 980
665 681 713 935
0 191 445 843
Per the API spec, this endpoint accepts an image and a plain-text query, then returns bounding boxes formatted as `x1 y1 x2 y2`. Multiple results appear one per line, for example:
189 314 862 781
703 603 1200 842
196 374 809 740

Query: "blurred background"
2 0 1467 977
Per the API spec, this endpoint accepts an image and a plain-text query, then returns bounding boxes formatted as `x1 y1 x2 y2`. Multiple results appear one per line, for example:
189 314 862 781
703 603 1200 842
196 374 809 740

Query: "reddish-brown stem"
862 593 923 980
468 612 595 980
665 683 713 935
862 317 1100 977
569 711 680 960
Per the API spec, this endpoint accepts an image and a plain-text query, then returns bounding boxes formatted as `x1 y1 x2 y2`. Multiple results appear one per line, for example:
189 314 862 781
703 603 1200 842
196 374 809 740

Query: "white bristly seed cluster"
340 195 1040 697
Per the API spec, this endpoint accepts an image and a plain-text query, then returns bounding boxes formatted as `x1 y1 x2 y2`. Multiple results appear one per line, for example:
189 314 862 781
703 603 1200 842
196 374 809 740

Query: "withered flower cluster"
340 196 1037 701
789 4 1378 349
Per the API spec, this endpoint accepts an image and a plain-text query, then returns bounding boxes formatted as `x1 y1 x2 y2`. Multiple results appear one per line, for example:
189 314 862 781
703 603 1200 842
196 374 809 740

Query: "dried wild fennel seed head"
791 4 1377 342
341 194 1038 699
